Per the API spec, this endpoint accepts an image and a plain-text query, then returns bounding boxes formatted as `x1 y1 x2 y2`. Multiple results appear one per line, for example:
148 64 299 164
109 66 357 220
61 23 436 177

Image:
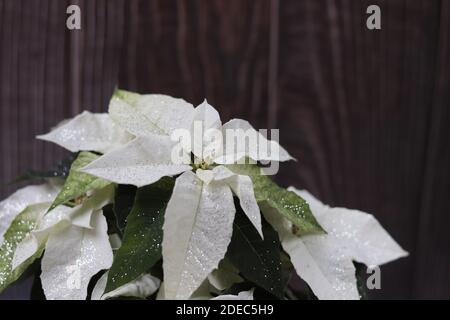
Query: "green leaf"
105 177 174 293
226 163 324 234
354 261 368 300
0 203 48 293
113 89 140 105
226 203 284 299
49 151 111 211
113 185 137 233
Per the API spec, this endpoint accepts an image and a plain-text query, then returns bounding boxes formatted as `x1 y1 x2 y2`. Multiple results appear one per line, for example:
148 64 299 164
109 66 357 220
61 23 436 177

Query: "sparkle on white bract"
80 135 192 188
162 171 236 299
264 188 408 300
3 90 407 301
41 210 113 300
37 111 132 153
216 118 294 164
0 183 61 246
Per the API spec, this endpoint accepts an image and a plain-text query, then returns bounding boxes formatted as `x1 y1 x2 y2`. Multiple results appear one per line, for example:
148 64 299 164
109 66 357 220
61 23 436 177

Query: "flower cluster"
0 90 407 300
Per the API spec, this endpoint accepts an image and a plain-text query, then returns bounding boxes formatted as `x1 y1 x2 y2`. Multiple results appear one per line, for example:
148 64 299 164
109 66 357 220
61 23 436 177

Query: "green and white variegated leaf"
37 111 132 153
226 164 324 235
211 166 262 238
0 203 50 293
208 259 243 292
49 152 111 211
212 289 254 300
12 205 73 270
216 119 294 164
13 186 114 279
81 135 191 187
109 89 194 137
92 272 160 300
162 171 236 299
0 183 60 245
12 185 113 271
112 89 141 105
41 210 113 300
263 188 408 300
264 205 358 300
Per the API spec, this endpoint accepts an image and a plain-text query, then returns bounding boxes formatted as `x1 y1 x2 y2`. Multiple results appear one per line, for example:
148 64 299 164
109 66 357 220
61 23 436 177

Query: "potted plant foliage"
0 90 407 300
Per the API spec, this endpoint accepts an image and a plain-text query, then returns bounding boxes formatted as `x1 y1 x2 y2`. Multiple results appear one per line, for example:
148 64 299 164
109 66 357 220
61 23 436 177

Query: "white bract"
12 186 114 300
37 111 133 153
156 280 253 300
40 208 112 300
263 188 408 300
211 288 254 300
91 272 161 300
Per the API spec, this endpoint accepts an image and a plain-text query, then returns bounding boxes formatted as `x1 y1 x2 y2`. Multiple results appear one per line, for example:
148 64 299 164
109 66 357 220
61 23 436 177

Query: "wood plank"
118 0 272 126
413 0 450 299
276 0 443 298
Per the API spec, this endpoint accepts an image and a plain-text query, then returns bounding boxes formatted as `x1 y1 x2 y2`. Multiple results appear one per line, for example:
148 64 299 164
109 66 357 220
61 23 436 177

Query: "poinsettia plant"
0 89 407 300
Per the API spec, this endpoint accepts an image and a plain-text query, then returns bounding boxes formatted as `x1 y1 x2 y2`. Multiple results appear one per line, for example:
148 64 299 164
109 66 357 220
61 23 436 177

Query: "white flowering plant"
0 89 407 300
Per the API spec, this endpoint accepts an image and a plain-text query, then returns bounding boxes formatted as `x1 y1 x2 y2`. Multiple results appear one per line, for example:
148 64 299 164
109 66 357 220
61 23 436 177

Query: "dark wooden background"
0 0 449 299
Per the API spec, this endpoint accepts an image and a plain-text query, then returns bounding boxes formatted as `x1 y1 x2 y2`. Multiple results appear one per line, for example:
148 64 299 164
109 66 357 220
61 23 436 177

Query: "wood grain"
0 0 449 299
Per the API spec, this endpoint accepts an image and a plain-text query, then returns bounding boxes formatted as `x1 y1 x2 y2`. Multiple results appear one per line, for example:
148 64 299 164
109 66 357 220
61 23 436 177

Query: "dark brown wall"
1 0 449 299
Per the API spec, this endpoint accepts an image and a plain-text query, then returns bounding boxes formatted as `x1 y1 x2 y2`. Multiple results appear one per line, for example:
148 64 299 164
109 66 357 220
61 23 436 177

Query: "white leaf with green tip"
0 183 60 245
291 188 408 267
41 210 113 300
0 203 50 293
226 164 324 234
162 171 236 299
263 188 408 300
37 111 132 153
112 89 141 105
92 272 160 300
12 205 73 269
110 90 194 137
12 185 113 270
81 136 191 187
